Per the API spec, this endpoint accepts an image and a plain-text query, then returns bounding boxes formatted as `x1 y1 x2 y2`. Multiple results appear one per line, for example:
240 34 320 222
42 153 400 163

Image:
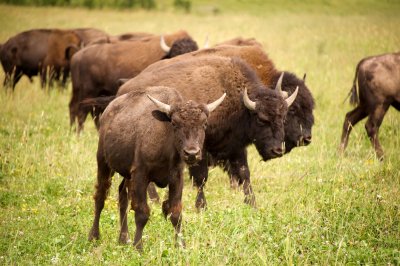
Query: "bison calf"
88 86 225 250
340 52 400 160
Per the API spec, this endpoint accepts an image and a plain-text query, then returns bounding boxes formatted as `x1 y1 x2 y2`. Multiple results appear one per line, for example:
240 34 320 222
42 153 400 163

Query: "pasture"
0 1 399 264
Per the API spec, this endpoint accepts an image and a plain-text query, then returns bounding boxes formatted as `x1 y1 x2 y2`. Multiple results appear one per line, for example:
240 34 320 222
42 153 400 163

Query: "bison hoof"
88 228 100 241
175 235 186 249
195 198 207 210
119 232 130 244
133 240 143 252
244 195 256 208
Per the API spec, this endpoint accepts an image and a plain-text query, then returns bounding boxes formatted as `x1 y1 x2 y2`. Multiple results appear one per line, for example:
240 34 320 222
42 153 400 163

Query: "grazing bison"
340 52 400 160
88 85 225 250
69 30 198 133
0 29 83 89
115 55 298 208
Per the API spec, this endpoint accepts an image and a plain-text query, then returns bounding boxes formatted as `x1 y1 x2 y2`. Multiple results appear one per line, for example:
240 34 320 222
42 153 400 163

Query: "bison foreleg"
88 153 113 241
165 169 185 248
189 157 209 209
129 170 150 251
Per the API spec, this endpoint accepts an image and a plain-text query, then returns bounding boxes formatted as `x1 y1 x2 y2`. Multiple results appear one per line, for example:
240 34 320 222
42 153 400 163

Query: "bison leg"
118 178 130 244
77 108 89 134
228 150 255 207
365 104 389 160
147 182 160 203
189 157 208 209
129 170 150 251
163 169 184 248
339 106 367 153
88 152 113 241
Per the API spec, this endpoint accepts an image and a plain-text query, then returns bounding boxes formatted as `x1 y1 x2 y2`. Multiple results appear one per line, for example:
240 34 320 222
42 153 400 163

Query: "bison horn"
160 35 171 53
204 35 209 49
275 72 288 98
243 88 256 111
147 94 171 114
285 86 299 107
206 93 226 113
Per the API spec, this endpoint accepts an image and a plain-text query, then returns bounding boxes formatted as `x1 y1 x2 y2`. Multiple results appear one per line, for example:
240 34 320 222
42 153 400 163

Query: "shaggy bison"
340 52 400 160
69 30 198 133
115 55 298 208
0 29 82 89
88 86 225 250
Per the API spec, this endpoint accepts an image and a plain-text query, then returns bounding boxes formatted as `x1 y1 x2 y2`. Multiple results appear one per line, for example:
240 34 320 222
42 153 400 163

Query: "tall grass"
0 2 399 265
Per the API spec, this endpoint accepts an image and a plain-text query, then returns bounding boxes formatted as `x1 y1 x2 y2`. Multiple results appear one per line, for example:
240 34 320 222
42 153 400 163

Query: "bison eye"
256 117 268 126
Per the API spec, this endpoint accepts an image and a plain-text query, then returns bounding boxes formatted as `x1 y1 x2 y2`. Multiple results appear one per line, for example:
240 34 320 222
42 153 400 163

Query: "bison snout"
303 135 312 145
183 147 202 164
271 147 284 157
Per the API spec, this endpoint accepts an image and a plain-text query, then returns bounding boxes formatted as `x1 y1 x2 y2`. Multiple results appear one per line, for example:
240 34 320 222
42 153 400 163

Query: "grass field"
0 1 399 265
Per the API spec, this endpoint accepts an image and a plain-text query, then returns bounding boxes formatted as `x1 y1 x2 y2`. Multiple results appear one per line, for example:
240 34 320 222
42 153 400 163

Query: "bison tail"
348 60 363 106
80 96 116 111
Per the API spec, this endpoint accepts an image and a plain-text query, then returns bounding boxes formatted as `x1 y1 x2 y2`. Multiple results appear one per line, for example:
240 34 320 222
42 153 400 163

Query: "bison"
88 85 225 250
0 29 82 89
69 30 198 133
121 44 314 204
114 55 298 208
340 52 400 160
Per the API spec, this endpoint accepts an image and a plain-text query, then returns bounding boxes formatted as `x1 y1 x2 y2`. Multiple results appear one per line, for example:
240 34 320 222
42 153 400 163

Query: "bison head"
160 37 199 59
272 72 315 153
243 81 298 161
147 93 226 165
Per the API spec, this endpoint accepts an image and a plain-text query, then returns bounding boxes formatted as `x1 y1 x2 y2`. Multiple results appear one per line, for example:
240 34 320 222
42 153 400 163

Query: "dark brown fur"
340 52 400 160
88 86 217 250
69 30 198 133
116 55 291 208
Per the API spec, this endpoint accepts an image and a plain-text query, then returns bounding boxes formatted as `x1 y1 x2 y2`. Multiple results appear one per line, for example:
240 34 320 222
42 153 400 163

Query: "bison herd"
1 27 399 250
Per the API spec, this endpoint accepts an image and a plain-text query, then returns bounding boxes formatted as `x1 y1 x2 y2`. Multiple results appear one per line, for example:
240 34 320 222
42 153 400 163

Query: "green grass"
0 2 399 265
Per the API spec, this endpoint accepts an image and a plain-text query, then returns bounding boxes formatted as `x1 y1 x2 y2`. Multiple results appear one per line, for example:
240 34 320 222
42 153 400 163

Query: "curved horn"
160 35 171 53
285 86 299 108
147 94 171 114
275 72 288 98
243 88 256 111
203 35 209 49
206 93 226 113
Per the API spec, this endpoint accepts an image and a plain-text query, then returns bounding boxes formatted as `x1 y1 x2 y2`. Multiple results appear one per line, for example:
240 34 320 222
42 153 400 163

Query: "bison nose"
271 147 283 157
183 148 201 163
303 135 312 145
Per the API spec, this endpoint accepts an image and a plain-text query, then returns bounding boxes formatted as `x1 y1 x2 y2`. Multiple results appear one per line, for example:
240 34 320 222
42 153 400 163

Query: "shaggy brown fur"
116 55 293 208
88 86 223 250
69 30 198 133
0 29 82 89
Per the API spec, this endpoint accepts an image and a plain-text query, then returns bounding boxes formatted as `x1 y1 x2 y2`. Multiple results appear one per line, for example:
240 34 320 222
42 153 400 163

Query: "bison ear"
303 73 307 82
152 110 171 122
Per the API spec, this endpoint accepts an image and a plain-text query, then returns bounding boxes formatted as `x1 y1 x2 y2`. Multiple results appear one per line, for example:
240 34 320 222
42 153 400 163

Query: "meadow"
0 1 399 264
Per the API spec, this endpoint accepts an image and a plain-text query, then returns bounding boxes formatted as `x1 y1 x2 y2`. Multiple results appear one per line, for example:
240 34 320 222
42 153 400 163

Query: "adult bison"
88 85 225 250
69 30 198 133
340 52 400 160
0 29 83 89
92 43 313 207
129 44 315 153
115 55 298 208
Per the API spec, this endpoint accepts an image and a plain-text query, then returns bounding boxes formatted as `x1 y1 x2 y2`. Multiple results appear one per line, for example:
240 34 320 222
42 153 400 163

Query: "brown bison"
88 43 312 207
0 29 82 89
114 55 298 208
125 44 314 199
340 52 400 160
88 85 225 250
69 30 198 133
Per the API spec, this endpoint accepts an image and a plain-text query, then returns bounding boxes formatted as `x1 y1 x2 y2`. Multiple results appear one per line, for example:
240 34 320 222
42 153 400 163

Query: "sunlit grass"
0 2 399 265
